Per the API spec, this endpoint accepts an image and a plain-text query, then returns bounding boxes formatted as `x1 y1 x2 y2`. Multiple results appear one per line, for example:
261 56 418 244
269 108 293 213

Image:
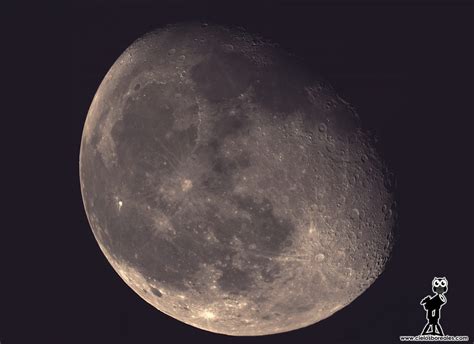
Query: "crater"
151 287 163 297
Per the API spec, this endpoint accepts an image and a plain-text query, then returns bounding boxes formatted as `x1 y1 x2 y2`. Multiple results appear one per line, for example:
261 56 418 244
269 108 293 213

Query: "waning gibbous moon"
79 22 397 336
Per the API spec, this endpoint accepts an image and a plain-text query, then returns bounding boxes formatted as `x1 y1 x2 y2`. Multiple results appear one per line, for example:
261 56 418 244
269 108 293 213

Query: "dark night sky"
2 1 473 343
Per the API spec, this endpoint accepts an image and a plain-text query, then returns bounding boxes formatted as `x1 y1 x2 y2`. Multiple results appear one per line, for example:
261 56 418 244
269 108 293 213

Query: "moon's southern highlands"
79 23 397 336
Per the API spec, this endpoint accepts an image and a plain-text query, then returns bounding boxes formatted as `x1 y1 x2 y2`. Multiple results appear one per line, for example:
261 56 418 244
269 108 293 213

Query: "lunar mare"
79 23 397 336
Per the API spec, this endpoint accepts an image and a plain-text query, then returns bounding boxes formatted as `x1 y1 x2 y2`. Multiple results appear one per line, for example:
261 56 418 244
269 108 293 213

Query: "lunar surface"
79 23 397 336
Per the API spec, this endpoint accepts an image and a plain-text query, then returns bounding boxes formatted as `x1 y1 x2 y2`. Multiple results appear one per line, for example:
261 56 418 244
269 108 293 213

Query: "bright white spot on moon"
308 221 316 234
181 179 193 191
201 310 216 320
238 302 247 309
316 253 325 262
329 304 343 314
117 200 123 210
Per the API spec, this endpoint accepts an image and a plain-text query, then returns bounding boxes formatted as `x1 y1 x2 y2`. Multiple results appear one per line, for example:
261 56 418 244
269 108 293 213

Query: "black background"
2 1 473 343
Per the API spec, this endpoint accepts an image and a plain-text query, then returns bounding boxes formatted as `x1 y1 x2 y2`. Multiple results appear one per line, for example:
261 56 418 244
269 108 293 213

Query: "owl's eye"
433 280 440 287
440 280 447 287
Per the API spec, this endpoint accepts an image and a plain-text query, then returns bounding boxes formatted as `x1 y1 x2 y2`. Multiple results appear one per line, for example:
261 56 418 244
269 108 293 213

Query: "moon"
79 23 397 336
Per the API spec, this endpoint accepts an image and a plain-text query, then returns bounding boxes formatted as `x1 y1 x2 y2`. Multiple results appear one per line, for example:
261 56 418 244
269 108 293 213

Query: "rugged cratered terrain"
79 23 397 335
